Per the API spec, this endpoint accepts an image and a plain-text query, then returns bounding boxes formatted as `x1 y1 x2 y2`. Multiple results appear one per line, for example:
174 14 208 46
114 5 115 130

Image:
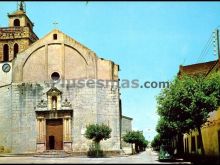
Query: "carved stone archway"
35 87 73 153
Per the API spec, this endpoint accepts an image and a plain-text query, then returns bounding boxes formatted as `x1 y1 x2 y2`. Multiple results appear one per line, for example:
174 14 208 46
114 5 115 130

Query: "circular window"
51 72 60 81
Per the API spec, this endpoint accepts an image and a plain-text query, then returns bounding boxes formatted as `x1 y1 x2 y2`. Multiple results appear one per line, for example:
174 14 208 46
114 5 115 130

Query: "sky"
1 1 220 141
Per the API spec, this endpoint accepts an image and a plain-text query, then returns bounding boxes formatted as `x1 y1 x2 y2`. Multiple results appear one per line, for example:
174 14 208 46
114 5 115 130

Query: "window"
186 138 189 153
14 43 19 58
218 130 220 154
14 19 20 26
197 135 201 149
191 136 196 152
51 72 60 81
185 138 188 153
3 44 9 62
53 34 57 40
27 23 31 29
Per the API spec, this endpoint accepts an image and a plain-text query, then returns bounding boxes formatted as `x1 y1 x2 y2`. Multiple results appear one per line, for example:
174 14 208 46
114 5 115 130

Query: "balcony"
0 26 24 32
0 26 38 41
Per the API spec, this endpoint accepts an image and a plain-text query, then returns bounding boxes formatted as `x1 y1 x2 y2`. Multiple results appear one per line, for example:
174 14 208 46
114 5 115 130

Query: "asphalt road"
0 149 192 164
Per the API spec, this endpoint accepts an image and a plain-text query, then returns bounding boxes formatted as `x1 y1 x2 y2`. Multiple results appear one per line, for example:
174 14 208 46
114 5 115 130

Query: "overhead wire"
196 33 213 63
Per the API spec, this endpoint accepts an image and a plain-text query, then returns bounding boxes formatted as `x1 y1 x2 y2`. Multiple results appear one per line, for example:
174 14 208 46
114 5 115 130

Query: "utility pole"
213 29 220 58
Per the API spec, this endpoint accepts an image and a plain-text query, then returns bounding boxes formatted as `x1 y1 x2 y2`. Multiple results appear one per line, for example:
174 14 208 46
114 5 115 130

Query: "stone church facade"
0 3 132 154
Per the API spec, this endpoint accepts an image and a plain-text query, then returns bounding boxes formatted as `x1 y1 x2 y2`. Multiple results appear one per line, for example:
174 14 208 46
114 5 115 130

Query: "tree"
85 123 112 157
143 140 149 149
156 72 220 155
156 77 194 155
123 130 147 154
151 134 162 151
157 77 192 134
135 132 147 152
156 117 178 140
156 116 183 155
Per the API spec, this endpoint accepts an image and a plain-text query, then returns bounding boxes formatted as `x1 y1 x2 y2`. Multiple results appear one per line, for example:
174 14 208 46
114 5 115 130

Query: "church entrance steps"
34 150 71 158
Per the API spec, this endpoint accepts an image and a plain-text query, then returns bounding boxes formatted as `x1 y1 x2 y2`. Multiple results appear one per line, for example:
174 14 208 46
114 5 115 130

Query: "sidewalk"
182 155 220 165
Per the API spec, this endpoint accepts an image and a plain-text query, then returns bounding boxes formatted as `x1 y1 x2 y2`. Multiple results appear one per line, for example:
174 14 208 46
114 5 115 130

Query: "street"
0 149 192 164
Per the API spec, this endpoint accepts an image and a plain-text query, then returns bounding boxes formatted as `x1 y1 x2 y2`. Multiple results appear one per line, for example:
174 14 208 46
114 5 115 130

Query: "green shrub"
85 123 112 157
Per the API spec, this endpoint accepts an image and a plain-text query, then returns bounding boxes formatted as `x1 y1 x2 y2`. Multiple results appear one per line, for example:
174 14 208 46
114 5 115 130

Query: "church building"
0 2 132 154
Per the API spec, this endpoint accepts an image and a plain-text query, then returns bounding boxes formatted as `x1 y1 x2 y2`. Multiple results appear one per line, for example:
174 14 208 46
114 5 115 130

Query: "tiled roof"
8 10 25 16
178 60 219 76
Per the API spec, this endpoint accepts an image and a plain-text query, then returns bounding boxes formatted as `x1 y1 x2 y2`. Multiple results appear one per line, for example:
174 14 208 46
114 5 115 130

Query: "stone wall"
183 108 220 156
96 85 120 151
0 80 121 153
0 85 12 153
0 62 12 87
10 83 43 153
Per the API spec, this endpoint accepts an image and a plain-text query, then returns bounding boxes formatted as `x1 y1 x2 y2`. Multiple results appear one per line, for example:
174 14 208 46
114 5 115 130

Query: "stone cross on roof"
18 1 26 12
53 21 59 29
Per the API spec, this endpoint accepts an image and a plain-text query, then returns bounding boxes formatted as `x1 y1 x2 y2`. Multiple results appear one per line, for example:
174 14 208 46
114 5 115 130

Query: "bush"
85 123 112 157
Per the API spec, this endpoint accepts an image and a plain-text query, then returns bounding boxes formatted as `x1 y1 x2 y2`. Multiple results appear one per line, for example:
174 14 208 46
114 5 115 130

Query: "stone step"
34 150 71 158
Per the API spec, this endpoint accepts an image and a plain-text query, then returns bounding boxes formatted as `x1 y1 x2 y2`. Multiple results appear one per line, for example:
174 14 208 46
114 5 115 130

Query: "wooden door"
46 119 63 150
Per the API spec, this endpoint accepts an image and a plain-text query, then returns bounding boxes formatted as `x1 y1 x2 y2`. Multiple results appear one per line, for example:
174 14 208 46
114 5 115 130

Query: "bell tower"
0 1 38 86
0 1 38 63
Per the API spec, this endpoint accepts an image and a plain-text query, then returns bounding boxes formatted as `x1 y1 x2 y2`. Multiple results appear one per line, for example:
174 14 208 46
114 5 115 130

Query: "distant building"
178 59 220 157
121 115 133 146
121 115 133 154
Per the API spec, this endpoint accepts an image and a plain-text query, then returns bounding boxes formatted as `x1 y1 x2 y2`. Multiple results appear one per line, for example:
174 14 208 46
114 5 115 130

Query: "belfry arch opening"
14 43 19 58
14 19 20 26
3 44 9 62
